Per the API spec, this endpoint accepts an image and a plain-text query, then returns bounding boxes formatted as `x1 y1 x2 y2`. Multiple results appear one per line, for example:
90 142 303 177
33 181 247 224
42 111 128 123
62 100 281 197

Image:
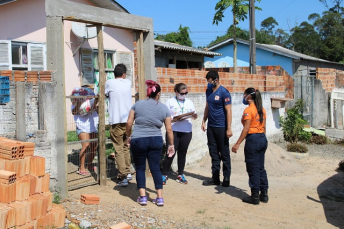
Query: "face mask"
177 94 186 100
242 96 249 105
207 83 214 89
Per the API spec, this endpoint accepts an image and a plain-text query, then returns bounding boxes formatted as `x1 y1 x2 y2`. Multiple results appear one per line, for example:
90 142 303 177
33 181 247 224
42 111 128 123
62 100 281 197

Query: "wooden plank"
136 32 150 177
97 25 106 186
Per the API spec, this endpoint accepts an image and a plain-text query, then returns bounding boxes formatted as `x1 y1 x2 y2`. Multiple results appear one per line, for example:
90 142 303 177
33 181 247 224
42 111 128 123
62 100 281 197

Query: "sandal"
77 170 91 176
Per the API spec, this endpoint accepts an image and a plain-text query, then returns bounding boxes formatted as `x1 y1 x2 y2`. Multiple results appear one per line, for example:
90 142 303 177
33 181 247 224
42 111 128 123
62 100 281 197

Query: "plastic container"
0 76 10 104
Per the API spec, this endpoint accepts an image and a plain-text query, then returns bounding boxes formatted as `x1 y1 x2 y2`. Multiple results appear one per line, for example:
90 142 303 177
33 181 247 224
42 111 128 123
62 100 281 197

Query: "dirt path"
63 142 344 229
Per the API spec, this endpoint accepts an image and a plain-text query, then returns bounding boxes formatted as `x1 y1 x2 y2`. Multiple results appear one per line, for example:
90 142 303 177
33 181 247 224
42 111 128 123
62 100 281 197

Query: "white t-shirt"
72 105 99 133
105 78 132 125
165 97 196 133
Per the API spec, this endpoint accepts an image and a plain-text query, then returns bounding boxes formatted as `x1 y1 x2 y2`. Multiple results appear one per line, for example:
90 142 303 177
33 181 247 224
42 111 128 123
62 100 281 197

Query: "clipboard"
174 111 195 120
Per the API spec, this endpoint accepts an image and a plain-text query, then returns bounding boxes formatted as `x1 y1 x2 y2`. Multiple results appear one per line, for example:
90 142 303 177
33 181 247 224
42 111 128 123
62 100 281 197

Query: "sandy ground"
64 142 344 229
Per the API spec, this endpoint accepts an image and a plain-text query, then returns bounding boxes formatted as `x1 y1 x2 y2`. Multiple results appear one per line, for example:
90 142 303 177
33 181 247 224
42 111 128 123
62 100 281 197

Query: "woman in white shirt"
162 83 197 184
71 85 99 176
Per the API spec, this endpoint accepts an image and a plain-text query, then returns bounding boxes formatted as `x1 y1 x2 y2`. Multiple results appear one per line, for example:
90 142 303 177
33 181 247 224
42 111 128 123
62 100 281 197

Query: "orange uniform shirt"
241 103 266 134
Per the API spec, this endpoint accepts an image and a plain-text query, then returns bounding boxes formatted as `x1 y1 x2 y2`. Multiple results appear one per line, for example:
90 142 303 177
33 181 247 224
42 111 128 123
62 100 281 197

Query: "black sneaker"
222 177 230 187
202 177 220 186
259 191 269 203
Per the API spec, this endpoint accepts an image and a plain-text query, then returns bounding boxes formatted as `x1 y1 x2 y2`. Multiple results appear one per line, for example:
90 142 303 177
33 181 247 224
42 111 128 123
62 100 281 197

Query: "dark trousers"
162 131 192 175
244 133 269 194
207 126 231 178
131 136 163 190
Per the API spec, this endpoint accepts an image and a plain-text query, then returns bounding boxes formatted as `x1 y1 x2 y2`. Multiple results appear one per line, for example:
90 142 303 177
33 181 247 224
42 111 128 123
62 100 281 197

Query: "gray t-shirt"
131 99 170 139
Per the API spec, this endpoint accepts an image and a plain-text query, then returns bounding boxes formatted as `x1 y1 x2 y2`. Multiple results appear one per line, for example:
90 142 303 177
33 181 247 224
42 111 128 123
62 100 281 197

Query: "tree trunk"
233 12 237 73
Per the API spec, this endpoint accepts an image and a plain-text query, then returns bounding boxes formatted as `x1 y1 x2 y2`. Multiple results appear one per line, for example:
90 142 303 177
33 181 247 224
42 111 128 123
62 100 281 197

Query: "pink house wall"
0 0 134 95
0 0 135 130
0 0 46 42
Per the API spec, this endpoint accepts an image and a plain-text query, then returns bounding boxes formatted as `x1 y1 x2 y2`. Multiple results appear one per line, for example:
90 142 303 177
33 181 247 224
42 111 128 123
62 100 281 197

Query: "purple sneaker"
137 196 147 206
152 197 164 206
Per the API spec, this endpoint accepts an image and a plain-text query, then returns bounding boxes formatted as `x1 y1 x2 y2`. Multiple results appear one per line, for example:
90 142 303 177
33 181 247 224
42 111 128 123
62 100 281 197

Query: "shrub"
339 160 344 171
334 139 344 145
286 143 308 153
279 99 312 143
310 135 328 145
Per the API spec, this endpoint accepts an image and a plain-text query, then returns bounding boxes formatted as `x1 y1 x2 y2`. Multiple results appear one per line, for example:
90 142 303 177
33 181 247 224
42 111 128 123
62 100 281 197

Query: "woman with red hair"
126 80 174 207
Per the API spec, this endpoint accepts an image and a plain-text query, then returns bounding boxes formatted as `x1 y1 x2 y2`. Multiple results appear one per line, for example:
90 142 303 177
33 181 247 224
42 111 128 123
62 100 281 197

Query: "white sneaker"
127 174 132 181
117 179 128 187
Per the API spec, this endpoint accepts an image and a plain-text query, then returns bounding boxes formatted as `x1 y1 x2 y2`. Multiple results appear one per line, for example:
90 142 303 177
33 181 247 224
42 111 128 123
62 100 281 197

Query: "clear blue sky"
121 0 328 47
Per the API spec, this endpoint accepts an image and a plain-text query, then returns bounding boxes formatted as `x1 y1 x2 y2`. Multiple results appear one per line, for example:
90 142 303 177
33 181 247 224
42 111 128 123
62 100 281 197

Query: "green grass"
67 130 114 157
67 130 110 142
196 209 206 214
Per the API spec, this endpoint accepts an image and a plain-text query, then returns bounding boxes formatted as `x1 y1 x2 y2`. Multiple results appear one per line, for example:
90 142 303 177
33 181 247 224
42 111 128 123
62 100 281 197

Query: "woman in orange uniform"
232 87 268 205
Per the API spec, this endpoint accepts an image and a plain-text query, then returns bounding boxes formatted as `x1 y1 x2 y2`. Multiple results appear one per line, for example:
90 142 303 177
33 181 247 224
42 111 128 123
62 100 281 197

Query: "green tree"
289 21 322 57
260 16 278 35
318 11 344 62
319 0 344 13
208 26 249 47
155 25 193 47
274 28 291 48
213 0 261 72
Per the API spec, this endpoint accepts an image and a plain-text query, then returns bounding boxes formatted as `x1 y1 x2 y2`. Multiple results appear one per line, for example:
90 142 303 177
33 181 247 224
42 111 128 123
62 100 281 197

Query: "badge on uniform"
225 98 230 102
215 95 220 100
244 113 249 116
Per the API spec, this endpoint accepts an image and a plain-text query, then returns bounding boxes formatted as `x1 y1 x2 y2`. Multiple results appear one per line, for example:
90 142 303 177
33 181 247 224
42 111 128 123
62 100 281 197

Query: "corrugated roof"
154 40 222 57
208 38 343 65
0 0 16 6
89 0 129 13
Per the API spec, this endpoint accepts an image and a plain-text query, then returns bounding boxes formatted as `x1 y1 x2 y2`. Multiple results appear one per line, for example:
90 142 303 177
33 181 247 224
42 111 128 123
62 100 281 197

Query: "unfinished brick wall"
316 68 337 92
157 67 294 98
335 70 344 88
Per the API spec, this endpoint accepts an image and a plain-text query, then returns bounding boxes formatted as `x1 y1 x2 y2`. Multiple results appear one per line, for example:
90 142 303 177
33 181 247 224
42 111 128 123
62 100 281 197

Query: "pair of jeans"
244 133 269 194
207 126 231 178
110 123 131 179
131 136 164 190
162 131 192 176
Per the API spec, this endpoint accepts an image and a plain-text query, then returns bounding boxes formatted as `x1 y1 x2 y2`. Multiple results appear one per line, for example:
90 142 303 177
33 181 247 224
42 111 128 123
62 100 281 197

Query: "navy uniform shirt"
206 85 232 128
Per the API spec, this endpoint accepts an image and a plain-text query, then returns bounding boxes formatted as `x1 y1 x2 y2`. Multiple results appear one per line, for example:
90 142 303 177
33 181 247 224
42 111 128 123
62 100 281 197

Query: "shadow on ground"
313 169 344 228
183 171 248 200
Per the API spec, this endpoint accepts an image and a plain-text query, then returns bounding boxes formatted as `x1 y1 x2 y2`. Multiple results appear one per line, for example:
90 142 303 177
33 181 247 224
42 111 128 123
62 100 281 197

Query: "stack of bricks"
0 137 66 229
0 70 52 83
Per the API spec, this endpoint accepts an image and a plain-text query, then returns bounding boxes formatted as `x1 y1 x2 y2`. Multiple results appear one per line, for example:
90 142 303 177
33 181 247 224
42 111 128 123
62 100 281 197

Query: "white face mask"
177 94 186 100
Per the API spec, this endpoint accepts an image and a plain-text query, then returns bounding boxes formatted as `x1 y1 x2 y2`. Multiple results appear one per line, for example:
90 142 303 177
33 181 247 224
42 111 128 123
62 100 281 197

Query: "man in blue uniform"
201 70 232 187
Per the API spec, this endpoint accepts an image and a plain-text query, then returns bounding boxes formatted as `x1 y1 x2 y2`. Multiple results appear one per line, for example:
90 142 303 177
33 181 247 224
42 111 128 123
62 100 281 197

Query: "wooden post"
97 25 106 186
136 32 150 177
137 32 145 100
249 0 256 74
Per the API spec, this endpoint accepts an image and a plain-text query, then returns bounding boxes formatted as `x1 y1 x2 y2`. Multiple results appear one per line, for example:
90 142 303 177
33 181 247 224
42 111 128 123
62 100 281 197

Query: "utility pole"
249 0 256 74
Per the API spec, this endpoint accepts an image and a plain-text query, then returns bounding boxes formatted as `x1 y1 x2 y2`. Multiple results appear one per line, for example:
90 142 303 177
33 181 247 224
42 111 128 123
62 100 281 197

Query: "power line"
272 0 297 16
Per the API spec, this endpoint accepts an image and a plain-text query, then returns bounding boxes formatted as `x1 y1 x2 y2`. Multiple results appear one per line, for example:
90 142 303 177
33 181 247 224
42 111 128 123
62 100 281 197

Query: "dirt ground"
63 142 344 229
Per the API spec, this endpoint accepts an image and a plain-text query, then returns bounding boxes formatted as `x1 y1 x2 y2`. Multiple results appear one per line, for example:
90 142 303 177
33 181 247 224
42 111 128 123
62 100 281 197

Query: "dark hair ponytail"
244 87 264 123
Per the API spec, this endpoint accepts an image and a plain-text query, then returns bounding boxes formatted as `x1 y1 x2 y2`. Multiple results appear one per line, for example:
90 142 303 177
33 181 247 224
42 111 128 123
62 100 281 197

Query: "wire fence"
66 95 119 190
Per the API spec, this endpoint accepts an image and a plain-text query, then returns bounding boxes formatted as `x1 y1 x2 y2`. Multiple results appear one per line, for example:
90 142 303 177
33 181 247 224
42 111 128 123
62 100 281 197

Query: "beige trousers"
110 123 131 179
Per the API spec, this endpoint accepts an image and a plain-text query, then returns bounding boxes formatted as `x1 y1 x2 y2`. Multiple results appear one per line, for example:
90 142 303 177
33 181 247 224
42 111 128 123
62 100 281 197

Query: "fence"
65 95 122 190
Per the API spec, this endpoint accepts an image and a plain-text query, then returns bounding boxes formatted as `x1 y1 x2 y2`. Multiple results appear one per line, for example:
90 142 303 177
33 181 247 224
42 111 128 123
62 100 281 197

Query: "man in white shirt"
105 63 132 187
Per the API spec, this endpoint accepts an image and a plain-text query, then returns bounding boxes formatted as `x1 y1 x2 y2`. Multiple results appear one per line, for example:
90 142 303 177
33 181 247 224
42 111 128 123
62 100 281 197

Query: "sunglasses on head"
179 92 188 95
